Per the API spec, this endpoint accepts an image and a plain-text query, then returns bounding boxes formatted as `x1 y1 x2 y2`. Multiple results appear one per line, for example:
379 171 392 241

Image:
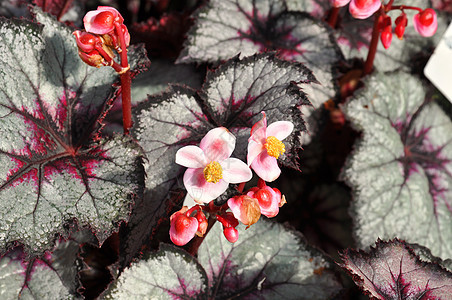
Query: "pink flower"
176 127 252 204
331 0 351 7
246 179 286 218
349 0 381 19
247 112 293 182
169 207 198 246
84 6 124 35
413 8 438 37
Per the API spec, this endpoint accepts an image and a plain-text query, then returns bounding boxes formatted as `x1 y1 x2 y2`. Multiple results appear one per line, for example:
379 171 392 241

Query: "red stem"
57 0 74 21
120 71 132 135
388 5 422 12
114 22 132 135
327 6 340 28
363 11 381 75
187 216 216 256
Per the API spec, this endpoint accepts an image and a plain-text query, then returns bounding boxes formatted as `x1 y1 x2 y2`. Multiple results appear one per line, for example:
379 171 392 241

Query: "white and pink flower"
247 112 293 182
176 127 252 203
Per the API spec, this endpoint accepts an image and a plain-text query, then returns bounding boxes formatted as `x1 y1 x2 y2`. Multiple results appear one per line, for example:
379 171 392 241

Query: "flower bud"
227 195 261 228
380 29 392 49
194 210 208 237
73 31 102 53
223 227 239 243
169 207 198 246
246 180 284 218
394 14 408 39
84 6 124 35
349 0 381 19
413 8 438 37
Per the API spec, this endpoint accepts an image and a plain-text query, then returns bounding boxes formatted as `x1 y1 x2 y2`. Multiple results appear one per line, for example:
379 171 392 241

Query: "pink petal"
247 140 264 166
250 152 281 182
199 127 235 162
83 11 114 34
413 10 438 37
183 168 229 203
221 158 252 184
266 121 294 141
331 0 351 7
249 112 267 144
349 0 381 19
175 146 207 168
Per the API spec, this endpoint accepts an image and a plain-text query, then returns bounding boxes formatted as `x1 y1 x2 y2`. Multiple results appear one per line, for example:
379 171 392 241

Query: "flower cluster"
73 6 130 73
170 113 292 245
330 1 438 49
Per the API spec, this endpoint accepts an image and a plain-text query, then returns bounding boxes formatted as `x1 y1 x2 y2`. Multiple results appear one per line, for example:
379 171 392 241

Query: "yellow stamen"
264 136 285 159
203 161 223 183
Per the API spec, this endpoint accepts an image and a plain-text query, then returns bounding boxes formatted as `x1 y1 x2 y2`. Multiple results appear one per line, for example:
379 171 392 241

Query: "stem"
57 0 74 21
120 71 132 135
187 216 216 256
114 22 132 135
388 5 422 12
327 6 340 28
363 11 381 75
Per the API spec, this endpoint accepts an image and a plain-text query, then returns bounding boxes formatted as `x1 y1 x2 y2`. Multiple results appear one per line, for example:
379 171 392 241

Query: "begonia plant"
0 0 449 299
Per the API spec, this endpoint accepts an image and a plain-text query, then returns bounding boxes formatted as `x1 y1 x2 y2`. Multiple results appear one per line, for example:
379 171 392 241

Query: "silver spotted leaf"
105 220 342 299
0 10 146 255
178 0 342 119
123 53 314 268
342 72 452 259
341 239 452 299
0 240 83 299
104 244 208 299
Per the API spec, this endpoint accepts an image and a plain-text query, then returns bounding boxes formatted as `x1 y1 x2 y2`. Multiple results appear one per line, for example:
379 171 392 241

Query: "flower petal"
266 121 294 141
249 112 267 144
183 168 229 203
250 152 281 182
175 146 207 168
199 127 235 162
247 140 264 166
221 158 252 183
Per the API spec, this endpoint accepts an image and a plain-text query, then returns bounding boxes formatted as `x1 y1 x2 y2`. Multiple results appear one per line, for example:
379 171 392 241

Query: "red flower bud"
169 207 198 246
380 30 392 49
223 227 239 243
84 6 123 35
413 9 438 37
73 31 102 53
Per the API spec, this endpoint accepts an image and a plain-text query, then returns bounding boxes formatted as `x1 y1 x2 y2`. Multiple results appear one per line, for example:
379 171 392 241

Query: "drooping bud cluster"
73 6 130 73
329 1 438 50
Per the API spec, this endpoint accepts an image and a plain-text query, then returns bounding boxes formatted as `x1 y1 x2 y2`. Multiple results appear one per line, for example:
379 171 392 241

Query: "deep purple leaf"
341 239 452 299
0 9 146 255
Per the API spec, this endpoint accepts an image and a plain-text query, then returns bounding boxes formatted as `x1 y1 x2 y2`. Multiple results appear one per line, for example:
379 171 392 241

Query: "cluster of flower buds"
377 7 437 49
169 181 286 246
73 6 130 73
171 112 291 246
